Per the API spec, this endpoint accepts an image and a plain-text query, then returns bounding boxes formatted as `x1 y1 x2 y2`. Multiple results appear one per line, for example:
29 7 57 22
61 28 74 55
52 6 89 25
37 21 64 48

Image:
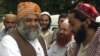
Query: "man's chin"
25 27 39 33
41 25 47 29
27 28 35 32
71 31 76 34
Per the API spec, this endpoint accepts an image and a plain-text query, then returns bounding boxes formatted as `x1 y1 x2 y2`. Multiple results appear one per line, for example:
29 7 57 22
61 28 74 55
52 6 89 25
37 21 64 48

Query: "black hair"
68 9 100 31
59 13 67 20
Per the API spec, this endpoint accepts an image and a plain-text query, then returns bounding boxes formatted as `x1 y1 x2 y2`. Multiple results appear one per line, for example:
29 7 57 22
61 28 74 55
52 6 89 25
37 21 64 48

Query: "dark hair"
41 14 51 29
68 9 100 31
59 13 67 20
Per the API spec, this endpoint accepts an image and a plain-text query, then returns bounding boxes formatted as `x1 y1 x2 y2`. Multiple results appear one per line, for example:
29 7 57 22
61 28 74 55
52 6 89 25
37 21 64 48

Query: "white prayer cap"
95 16 100 23
41 11 50 16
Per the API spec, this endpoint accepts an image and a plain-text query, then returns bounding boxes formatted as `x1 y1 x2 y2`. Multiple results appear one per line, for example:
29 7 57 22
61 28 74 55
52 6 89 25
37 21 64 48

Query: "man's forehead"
22 14 38 19
68 13 78 21
5 14 16 19
59 18 66 20
68 13 75 18
5 16 16 22
63 19 69 26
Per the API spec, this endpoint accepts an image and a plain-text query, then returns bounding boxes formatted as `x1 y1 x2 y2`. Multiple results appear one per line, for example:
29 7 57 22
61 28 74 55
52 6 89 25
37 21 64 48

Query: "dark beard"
41 27 49 32
56 32 72 47
74 25 87 45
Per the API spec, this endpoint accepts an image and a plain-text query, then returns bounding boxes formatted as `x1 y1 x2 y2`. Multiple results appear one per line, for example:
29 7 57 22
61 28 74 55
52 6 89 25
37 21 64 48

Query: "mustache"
56 32 72 46
17 24 40 41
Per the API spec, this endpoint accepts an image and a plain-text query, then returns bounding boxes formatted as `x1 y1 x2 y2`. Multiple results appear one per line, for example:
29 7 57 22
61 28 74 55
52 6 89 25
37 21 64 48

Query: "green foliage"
0 0 100 15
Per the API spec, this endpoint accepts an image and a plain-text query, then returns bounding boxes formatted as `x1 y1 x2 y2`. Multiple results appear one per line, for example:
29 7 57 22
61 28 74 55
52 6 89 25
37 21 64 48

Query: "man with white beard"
0 2 47 56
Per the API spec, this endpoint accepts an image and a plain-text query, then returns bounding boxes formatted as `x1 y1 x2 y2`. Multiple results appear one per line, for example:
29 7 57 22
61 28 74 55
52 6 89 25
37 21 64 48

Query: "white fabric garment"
48 41 67 56
40 29 53 47
48 36 75 56
77 43 88 56
0 35 45 56
0 26 5 40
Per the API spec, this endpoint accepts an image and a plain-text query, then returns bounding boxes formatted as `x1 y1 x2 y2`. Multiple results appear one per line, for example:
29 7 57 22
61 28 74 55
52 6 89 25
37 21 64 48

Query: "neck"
83 28 95 47
41 28 48 34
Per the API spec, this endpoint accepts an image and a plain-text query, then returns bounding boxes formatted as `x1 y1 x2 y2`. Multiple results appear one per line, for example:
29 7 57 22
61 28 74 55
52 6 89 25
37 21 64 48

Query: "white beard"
17 23 40 41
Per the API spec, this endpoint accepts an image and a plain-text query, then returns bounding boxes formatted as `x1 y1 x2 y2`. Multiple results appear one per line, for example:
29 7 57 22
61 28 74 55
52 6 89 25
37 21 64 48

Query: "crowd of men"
0 1 100 56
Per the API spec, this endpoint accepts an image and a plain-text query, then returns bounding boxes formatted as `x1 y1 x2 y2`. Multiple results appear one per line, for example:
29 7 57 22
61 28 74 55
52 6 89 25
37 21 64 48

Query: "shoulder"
48 41 57 51
1 35 18 48
53 29 58 32
1 35 15 42
91 28 100 42
0 35 21 56
50 41 57 48
48 29 53 34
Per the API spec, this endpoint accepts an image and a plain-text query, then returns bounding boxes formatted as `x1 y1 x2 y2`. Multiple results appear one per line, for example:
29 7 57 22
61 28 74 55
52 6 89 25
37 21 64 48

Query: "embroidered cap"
17 2 41 15
75 3 99 21
17 2 41 20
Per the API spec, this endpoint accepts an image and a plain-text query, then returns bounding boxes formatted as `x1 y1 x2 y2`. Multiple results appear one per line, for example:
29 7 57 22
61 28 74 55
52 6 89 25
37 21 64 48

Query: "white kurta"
0 26 5 40
48 36 75 56
77 43 88 56
0 35 45 56
48 41 68 56
40 29 53 48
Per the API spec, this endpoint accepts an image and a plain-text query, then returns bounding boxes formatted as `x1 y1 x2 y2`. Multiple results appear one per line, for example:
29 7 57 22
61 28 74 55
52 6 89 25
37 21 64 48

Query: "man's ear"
83 19 91 24
86 19 91 25
83 18 91 28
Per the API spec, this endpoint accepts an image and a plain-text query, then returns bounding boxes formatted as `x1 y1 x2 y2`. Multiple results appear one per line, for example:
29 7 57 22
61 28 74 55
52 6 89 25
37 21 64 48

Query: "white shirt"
77 43 88 56
40 29 53 48
0 26 5 40
0 35 45 56
48 37 74 56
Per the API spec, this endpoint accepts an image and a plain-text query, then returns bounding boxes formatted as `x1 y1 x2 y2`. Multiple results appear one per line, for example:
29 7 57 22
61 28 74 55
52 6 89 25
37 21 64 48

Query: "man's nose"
29 21 36 26
42 20 46 24
8 23 13 26
59 30 63 34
